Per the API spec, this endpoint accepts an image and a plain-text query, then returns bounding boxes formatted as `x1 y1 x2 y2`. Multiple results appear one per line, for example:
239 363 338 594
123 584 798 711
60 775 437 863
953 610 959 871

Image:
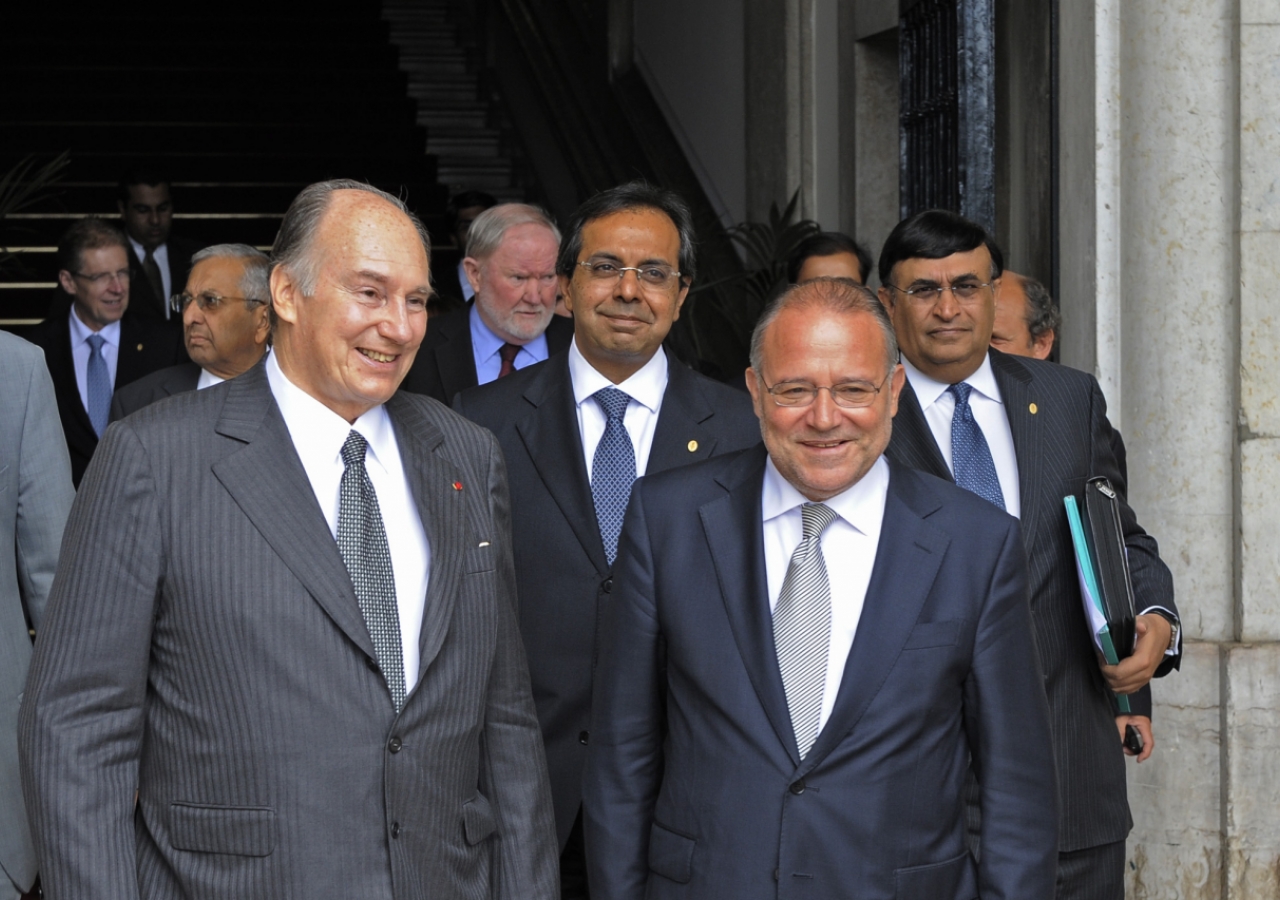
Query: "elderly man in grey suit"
1 333 74 900
20 180 558 899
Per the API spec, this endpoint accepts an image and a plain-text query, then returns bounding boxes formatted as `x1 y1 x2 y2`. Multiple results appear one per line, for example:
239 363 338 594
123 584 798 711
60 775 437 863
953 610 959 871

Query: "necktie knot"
86 333 105 354
341 430 369 468
800 502 838 540
594 386 630 422
499 343 520 365
948 381 973 408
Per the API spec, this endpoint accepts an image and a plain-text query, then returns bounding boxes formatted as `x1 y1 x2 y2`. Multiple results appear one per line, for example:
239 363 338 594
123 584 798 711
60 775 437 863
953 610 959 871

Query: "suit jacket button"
390 821 401 839
773 868 780 881
388 736 402 753
366 657 379 672
602 578 613 594
578 731 589 745
790 780 806 795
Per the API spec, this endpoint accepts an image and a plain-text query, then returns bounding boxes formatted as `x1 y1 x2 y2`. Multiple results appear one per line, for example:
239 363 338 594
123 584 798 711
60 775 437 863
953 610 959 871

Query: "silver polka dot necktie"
948 383 1006 511
774 502 838 759
591 387 636 566
85 333 112 437
338 431 406 712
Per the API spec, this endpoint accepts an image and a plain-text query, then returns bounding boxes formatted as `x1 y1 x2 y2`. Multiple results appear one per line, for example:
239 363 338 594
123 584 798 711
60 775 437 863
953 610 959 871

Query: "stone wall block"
1240 25 1280 231
1224 643 1280 896
1241 0 1280 26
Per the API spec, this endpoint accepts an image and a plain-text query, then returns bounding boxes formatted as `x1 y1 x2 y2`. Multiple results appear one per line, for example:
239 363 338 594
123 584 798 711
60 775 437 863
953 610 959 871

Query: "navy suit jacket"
886 349 1178 851
584 449 1058 900
453 351 760 850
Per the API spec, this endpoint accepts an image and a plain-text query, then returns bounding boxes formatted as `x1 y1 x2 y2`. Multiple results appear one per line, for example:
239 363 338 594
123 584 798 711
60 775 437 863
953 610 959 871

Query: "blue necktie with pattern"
948 382 1006 511
591 387 636 566
338 431 406 713
85 333 112 437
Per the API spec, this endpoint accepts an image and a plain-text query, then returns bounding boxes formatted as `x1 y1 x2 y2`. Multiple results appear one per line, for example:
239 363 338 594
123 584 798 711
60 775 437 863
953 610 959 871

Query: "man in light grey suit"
20 180 558 899
0 332 74 900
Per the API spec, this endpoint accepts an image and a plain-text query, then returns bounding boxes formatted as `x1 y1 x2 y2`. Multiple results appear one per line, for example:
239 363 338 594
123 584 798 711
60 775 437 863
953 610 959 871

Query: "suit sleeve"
582 482 664 900
19 422 162 900
1088 380 1180 675
477 432 559 899
965 518 1059 900
15 351 75 631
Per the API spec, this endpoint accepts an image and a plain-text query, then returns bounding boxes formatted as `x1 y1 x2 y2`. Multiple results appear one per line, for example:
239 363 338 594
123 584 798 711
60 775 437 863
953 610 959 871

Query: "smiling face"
747 306 904 501
880 245 997 384
182 256 271 379
270 190 431 422
466 222 559 344
59 244 130 332
561 206 689 384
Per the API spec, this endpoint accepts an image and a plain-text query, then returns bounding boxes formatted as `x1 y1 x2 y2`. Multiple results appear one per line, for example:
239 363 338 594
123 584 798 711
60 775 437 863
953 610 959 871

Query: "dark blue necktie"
85 333 112 437
948 382 1005 511
591 387 636 565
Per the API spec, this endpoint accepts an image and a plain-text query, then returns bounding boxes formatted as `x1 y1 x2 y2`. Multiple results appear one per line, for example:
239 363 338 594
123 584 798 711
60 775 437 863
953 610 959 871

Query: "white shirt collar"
901 351 1003 410
128 236 167 262
761 454 890 539
265 352 397 476
68 305 121 347
568 336 668 413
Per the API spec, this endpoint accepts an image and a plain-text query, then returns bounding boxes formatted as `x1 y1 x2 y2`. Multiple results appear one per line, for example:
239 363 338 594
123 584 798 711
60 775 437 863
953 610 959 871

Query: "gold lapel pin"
687 440 698 452
1029 403 1039 415
136 343 143 351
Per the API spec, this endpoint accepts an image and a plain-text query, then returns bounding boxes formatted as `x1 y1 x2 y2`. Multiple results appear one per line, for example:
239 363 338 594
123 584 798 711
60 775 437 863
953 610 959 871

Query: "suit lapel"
890 380 952 481
44 314 97 447
801 464 949 771
700 447 801 765
211 366 377 660
989 349 1043 545
515 356 610 573
647 362 728 473
385 393 468 674
436 314 479 402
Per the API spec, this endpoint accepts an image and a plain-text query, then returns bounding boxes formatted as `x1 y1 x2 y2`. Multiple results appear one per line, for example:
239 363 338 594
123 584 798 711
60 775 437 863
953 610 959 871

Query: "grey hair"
190 243 272 304
464 203 560 259
270 179 431 296
1018 274 1062 344
749 277 899 376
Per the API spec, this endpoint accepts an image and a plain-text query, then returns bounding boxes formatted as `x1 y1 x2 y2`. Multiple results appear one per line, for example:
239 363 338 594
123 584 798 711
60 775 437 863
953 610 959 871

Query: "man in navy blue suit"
584 278 1058 900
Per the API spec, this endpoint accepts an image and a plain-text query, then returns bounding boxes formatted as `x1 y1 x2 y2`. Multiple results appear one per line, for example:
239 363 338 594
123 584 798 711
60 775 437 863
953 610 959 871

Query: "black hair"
556 181 696 283
877 209 1004 285
117 165 172 203
786 231 873 285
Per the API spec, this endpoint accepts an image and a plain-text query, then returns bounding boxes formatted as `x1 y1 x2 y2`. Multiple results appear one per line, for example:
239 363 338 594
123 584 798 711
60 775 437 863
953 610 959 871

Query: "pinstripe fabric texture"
18 362 558 900
887 349 1178 854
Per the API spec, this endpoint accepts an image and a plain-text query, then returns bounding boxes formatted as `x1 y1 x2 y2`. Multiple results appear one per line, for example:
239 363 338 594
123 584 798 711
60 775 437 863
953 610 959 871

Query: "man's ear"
558 274 575 315
269 265 300 327
745 366 764 419
1031 328 1055 361
58 270 77 296
462 257 483 295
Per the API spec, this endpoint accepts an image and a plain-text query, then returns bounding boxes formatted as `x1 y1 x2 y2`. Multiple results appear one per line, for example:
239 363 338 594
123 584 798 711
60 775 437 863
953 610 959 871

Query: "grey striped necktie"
338 431 406 713
774 502 838 758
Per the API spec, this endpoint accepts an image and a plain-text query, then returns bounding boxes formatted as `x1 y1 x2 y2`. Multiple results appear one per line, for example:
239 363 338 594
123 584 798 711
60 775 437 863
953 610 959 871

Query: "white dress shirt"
763 455 890 732
266 353 431 692
458 259 475 302
68 307 120 413
129 236 172 312
568 337 669 479
196 369 225 390
901 354 1021 518
470 304 550 385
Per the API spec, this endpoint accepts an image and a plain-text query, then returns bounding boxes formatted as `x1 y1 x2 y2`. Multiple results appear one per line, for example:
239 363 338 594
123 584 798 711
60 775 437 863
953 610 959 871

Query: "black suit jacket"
28 312 186 485
886 348 1178 852
124 235 206 322
109 362 202 422
453 351 761 849
402 304 575 404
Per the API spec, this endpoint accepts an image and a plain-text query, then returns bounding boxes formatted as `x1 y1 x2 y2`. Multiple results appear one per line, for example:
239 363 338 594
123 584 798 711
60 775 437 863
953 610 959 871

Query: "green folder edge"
1063 495 1131 714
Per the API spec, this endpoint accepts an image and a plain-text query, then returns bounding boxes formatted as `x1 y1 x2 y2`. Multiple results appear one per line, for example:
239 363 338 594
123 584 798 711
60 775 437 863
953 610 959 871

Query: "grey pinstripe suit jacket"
19 362 558 899
886 349 1178 853
0 334 74 895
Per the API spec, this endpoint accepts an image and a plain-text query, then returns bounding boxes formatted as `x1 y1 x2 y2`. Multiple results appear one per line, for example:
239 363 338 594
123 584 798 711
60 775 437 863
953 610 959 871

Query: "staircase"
0 0 532 331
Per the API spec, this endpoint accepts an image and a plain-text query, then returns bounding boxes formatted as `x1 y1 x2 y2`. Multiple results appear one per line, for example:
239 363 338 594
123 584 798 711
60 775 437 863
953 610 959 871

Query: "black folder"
1080 476 1137 659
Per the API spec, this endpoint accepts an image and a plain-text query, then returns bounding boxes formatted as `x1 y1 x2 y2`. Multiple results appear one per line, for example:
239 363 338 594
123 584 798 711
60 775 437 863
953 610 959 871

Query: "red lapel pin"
452 481 463 491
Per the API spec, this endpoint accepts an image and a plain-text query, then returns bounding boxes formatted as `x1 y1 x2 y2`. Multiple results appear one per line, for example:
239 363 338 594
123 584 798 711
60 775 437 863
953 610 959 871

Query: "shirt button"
390 821 400 839
578 731 590 745
789 780 806 795
388 736 402 753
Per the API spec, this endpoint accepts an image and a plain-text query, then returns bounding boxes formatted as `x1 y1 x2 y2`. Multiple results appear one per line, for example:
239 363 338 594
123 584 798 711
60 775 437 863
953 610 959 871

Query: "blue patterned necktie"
337 431 406 713
774 502 837 759
948 382 1006 511
85 333 112 437
591 387 636 566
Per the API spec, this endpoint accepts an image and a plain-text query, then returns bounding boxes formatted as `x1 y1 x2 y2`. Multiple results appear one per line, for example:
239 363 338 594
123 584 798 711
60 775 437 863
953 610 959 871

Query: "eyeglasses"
72 269 131 286
761 371 893 408
577 259 682 289
170 291 267 315
885 281 992 304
